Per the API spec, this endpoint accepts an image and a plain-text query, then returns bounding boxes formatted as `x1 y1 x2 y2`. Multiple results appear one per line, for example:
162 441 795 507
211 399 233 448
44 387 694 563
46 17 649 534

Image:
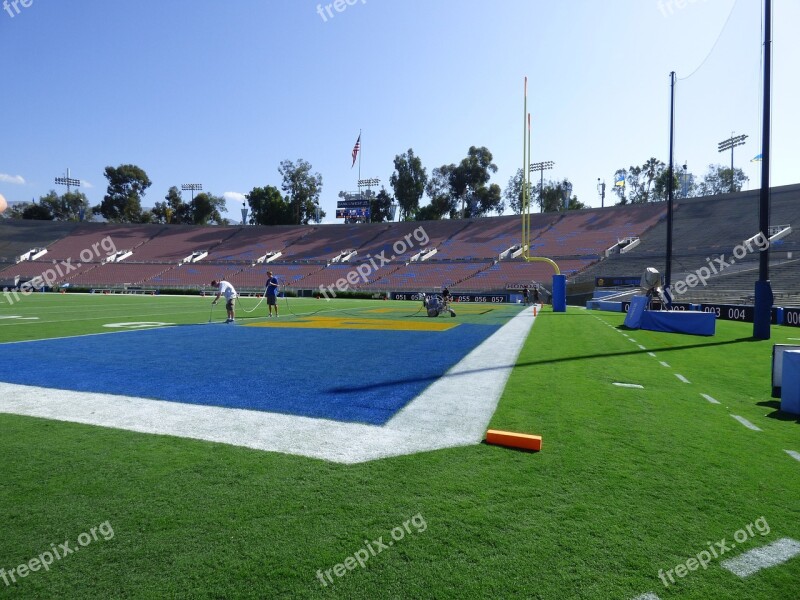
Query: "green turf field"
0 294 798 599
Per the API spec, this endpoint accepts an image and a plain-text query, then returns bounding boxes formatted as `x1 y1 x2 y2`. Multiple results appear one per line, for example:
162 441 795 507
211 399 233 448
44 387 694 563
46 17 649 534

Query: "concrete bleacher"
434 214 555 260
5 184 799 300
0 259 100 285
0 219 80 262
370 261 493 291
457 259 596 290
207 226 309 262
529 204 665 257
66 263 175 286
230 264 326 289
281 223 390 261
130 226 240 262
38 223 165 261
574 184 800 303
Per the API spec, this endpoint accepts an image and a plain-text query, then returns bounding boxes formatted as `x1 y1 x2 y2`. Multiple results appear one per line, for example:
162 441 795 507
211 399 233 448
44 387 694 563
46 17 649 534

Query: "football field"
0 293 798 599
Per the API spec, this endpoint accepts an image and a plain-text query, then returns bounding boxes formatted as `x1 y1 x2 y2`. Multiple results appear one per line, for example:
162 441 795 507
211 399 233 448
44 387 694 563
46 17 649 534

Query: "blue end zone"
0 323 500 425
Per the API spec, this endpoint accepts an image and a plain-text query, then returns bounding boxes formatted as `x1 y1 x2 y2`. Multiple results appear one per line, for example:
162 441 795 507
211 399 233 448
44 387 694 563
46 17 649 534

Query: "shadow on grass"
327 337 755 394
757 400 800 424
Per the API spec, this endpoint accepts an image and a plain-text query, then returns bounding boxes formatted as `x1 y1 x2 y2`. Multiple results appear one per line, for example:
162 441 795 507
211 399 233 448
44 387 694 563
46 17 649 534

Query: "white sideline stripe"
638 344 647 350
659 361 670 368
675 374 691 384
730 414 762 432
0 309 535 464
701 393 721 405
613 382 644 389
721 538 800 578
785 450 800 462
647 352 657 358
631 594 661 600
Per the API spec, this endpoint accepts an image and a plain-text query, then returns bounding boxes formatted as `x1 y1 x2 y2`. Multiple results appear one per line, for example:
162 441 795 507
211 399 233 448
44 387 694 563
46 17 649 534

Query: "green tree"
370 189 394 223
39 190 91 221
190 192 227 225
22 203 54 220
642 157 665 199
538 179 584 212
504 168 533 215
652 167 694 202
697 164 749 196
279 159 324 225
390 149 427 221
152 186 188 224
247 186 293 226
94 164 152 223
423 165 457 220
452 146 500 218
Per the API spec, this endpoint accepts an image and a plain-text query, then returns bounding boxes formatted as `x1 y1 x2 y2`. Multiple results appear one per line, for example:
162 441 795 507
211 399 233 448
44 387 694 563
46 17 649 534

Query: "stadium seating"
0 219 80 263
5 183 799 302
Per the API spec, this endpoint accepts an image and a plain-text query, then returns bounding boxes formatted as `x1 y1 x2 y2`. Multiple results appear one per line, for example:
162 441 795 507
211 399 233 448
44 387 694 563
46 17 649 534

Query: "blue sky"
1 0 797 223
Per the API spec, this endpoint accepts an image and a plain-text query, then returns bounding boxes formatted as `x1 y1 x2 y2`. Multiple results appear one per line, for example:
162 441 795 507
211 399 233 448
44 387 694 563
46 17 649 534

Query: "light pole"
681 163 689 198
562 182 573 212
55 169 83 220
596 178 606 208
717 133 747 193
530 161 554 212
357 178 380 223
181 183 203 202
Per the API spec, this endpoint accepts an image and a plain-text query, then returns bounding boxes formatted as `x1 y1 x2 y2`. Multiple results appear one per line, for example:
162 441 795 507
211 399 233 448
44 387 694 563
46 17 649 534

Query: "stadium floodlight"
357 178 380 189
181 183 203 201
529 161 554 213
717 133 748 193
55 169 81 194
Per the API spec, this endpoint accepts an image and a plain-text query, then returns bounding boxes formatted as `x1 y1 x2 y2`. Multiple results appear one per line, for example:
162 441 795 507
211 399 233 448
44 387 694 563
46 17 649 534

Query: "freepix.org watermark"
319 226 429 300
3 0 33 19
658 516 770 588
316 513 427 587
2 236 118 306
667 231 769 298
1 521 115 587
657 0 710 18
316 0 366 23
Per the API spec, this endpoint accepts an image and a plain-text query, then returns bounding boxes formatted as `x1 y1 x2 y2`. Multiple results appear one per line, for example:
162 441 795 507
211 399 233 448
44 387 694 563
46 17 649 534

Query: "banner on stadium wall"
621 301 693 312
391 292 508 303
784 307 800 328
596 276 641 287
699 303 778 324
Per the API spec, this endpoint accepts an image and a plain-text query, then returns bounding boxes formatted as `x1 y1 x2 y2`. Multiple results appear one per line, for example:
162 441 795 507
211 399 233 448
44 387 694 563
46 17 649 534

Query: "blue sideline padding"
623 296 648 328
640 310 716 336
781 350 800 415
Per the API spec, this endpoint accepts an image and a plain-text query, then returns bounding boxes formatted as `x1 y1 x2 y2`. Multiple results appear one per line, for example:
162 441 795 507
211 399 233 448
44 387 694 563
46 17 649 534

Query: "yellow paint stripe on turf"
248 316 457 331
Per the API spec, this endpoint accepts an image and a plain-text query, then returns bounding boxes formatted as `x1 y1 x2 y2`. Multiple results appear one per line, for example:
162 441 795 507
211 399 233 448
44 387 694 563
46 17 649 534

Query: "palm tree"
642 157 665 201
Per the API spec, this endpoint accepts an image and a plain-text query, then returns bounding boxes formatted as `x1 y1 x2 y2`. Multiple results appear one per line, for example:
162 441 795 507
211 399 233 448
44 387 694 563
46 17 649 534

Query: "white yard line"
730 415 762 432
721 538 800 578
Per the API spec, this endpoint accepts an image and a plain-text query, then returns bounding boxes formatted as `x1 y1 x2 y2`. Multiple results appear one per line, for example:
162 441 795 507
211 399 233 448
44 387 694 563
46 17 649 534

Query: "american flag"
351 133 361 168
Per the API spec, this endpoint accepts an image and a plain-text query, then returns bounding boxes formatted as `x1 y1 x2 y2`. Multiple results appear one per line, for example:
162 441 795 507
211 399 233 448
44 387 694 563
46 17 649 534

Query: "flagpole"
358 129 362 182
522 77 528 259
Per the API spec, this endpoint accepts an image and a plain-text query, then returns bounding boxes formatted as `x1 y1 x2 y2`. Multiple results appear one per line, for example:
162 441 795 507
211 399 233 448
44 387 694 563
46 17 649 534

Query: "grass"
0 294 798 599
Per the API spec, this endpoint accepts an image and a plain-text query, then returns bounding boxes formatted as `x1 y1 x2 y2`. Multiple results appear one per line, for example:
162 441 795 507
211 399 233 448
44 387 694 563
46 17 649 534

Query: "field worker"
211 278 238 323
265 271 279 317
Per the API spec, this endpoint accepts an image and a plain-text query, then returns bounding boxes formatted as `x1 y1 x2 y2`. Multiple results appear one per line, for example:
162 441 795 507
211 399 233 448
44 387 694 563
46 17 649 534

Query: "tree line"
4 151 749 225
